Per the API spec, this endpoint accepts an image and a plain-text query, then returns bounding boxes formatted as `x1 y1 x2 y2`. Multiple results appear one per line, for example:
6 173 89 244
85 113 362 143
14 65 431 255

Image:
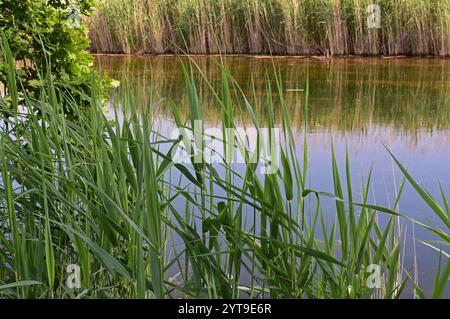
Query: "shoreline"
90 52 450 60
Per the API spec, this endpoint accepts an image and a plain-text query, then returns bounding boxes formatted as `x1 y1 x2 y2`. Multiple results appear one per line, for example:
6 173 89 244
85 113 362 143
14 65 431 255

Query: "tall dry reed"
88 0 450 56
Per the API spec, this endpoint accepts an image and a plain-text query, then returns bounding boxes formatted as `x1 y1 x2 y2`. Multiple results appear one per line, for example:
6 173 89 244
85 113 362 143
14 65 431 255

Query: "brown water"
94 55 450 296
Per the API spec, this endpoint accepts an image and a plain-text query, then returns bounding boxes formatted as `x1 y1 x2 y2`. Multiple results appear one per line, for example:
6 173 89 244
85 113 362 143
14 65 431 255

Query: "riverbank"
91 53 450 61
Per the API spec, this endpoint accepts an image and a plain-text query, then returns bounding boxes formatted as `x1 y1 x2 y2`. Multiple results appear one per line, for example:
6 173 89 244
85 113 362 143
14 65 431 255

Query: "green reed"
1 43 449 298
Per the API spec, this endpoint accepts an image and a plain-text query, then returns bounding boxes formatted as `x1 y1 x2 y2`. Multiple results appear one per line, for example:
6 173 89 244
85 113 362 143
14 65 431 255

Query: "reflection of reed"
95 56 450 138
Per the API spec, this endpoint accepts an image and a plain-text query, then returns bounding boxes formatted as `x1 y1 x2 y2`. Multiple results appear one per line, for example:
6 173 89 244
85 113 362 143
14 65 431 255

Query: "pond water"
94 55 450 297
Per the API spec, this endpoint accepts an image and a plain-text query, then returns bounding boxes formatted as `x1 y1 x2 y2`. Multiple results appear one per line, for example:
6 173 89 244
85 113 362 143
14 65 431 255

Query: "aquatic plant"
88 0 450 56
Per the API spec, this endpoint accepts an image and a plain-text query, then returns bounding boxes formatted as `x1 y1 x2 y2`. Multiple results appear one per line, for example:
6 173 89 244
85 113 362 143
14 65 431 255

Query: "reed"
1 42 449 298
87 0 450 56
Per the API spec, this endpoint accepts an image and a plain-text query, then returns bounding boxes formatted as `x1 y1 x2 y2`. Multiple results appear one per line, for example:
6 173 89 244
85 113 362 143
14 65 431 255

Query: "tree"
0 0 100 113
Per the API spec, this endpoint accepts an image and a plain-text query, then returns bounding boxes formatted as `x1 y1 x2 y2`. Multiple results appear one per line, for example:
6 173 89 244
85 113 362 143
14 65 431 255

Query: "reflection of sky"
101 56 450 297
150 115 450 297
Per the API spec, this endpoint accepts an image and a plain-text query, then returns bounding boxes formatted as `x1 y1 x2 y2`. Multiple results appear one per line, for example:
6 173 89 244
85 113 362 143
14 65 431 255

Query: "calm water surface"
95 56 450 297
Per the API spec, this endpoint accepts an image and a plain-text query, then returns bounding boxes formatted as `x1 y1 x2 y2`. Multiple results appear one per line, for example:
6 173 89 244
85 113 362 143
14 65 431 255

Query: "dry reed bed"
88 0 450 56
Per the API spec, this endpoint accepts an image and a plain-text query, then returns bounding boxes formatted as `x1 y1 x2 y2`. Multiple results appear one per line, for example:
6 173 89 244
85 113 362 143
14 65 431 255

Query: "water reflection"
95 56 450 135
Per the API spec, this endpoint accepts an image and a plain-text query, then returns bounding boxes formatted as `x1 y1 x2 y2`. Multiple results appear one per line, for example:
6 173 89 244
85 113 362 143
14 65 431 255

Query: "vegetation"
0 0 449 299
0 0 100 115
88 0 450 56
1 42 449 298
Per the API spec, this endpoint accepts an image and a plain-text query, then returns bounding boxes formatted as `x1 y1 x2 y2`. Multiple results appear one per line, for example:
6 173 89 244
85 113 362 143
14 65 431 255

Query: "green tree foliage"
0 0 99 112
